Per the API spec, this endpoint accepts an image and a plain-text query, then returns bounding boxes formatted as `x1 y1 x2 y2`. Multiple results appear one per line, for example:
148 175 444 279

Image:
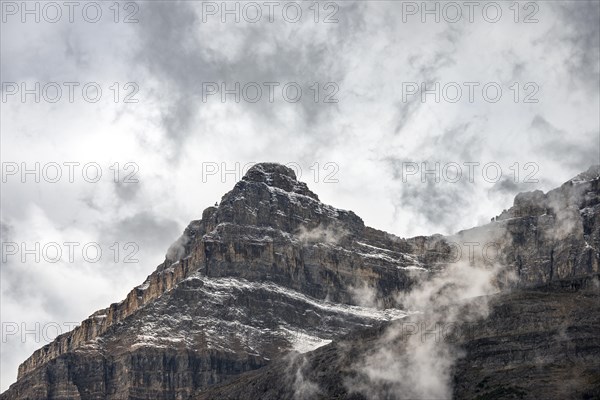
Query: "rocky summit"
2 163 599 400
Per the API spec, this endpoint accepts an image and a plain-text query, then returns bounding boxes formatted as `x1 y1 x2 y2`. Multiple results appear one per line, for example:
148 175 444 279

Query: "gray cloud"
530 115 599 171
104 211 181 250
553 1 600 91
129 1 364 158
114 180 141 202
347 258 512 399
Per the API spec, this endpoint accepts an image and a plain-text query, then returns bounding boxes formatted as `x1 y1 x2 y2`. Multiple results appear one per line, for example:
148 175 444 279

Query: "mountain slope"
197 278 600 400
2 163 599 399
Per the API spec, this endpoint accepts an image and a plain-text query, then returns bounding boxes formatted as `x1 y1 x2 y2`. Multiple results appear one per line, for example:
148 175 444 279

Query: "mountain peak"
243 162 298 182
240 162 319 201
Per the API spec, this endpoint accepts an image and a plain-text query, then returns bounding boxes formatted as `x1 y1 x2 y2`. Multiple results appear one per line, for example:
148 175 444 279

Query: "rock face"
197 277 600 400
2 163 599 399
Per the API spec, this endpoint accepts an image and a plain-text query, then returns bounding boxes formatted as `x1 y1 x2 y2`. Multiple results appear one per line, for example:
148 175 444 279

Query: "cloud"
285 352 322 400
106 211 180 249
129 1 361 158
166 233 190 262
348 283 380 308
114 180 141 202
347 258 511 399
529 115 599 171
552 0 600 91
295 223 348 245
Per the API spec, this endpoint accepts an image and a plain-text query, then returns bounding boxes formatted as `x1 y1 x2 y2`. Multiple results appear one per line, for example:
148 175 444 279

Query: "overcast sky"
1 0 599 391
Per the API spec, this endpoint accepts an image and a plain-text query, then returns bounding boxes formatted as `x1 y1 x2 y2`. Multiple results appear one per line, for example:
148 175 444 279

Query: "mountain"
2 163 599 399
